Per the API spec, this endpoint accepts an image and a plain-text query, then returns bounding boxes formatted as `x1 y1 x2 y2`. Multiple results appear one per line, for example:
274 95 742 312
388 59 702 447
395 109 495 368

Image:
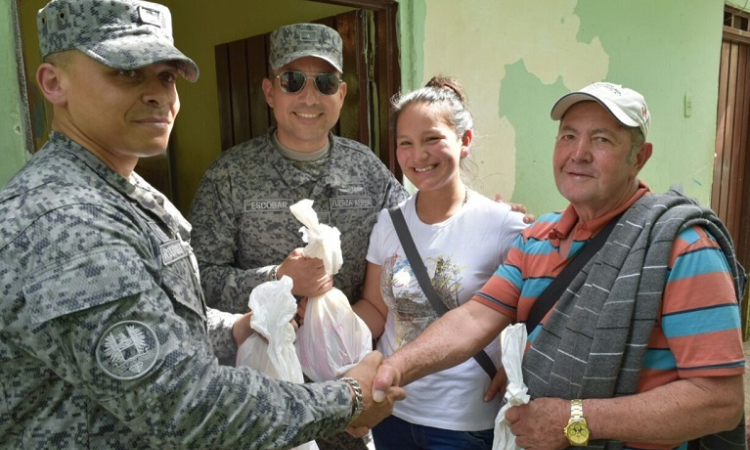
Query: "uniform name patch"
96 321 160 380
161 240 186 266
244 199 290 212
335 185 366 196
330 197 373 209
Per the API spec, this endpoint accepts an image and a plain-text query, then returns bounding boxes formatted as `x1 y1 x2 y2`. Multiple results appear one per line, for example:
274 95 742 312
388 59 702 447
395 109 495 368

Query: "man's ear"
633 142 653 172
337 80 347 102
36 62 67 106
262 77 274 108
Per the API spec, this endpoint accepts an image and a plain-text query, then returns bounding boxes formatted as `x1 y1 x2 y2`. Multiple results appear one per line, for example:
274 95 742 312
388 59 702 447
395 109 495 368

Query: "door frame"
713 5 750 337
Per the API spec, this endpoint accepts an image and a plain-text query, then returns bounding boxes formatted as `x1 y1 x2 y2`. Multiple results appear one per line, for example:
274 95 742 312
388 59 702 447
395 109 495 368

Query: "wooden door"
712 6 750 335
214 6 401 180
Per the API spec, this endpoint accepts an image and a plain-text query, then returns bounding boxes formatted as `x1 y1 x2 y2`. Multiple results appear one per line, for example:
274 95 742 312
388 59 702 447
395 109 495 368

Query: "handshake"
340 351 406 437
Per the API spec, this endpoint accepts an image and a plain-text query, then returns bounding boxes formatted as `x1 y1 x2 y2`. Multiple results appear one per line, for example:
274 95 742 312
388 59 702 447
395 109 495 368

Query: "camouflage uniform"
189 22 406 450
0 133 353 450
188 131 408 314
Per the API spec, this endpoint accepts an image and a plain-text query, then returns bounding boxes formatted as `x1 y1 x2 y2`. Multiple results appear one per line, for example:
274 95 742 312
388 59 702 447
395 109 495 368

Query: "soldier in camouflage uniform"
188 25 409 449
188 23 409 314
0 1 403 449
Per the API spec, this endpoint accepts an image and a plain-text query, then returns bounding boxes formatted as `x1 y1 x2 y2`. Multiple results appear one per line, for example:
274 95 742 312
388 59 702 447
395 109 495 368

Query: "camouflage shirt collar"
50 132 189 241
266 128 338 188
49 131 135 197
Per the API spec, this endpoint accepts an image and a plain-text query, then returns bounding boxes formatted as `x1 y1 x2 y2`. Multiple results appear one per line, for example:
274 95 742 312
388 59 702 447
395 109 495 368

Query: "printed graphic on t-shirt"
382 252 465 349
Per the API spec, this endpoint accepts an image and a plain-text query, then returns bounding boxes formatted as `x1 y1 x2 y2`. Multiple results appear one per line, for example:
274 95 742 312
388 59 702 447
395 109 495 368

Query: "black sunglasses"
276 71 341 96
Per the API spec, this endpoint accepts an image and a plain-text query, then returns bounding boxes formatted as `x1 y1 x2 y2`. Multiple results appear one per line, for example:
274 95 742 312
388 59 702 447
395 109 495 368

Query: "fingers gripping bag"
492 323 530 450
236 275 318 450
290 199 372 381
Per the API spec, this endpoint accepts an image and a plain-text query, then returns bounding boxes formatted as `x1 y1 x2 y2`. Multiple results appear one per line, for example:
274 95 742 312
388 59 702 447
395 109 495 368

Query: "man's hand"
232 311 255 348
495 194 535 224
277 248 333 297
484 365 507 401
371 360 403 403
294 297 308 328
505 398 569 450
343 352 405 436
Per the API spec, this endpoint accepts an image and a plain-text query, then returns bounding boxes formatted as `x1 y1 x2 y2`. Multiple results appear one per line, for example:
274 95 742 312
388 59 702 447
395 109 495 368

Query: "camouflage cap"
269 23 343 73
37 0 199 82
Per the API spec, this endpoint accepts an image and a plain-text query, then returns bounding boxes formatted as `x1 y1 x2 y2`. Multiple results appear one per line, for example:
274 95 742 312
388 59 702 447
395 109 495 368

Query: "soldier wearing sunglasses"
188 23 408 450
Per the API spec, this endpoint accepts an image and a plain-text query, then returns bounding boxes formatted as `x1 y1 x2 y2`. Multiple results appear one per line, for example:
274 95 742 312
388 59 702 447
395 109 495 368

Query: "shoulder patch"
96 321 160 380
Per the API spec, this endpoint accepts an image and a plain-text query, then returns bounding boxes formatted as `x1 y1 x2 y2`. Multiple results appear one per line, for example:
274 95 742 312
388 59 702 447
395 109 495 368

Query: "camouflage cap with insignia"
270 23 343 73
37 0 199 82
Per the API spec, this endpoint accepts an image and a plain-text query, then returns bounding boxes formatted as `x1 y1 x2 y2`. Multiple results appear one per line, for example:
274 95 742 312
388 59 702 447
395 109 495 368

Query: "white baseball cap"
550 82 650 138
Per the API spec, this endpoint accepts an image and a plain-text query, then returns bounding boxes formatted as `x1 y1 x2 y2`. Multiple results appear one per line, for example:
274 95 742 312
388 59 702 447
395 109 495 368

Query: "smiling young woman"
352 77 529 450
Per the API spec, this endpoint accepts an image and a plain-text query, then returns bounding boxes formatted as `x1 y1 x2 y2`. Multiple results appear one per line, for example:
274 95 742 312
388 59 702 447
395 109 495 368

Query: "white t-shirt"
367 190 527 431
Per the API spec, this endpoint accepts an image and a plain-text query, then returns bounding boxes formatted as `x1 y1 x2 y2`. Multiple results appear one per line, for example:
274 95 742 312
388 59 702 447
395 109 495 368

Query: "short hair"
43 49 75 68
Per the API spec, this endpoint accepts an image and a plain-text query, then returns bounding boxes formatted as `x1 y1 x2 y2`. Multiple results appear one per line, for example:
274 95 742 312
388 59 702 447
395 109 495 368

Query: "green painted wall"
398 0 726 216
0 0 31 188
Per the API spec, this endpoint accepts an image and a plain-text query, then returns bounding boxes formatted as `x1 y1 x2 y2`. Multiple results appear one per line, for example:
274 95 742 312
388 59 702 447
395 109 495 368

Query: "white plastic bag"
291 199 343 275
236 276 318 450
296 287 373 380
290 199 373 381
492 323 530 450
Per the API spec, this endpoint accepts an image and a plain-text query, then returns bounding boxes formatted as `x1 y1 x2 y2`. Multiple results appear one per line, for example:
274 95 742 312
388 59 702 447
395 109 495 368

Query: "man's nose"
143 79 175 107
569 140 592 162
300 77 320 103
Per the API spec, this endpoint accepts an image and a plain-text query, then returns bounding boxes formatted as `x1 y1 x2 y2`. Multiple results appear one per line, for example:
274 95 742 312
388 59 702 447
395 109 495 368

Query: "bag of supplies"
290 199 372 381
492 323 530 450
236 275 318 450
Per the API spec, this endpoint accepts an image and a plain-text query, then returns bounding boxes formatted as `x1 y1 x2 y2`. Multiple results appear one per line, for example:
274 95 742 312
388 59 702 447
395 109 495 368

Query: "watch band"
571 399 584 420
564 398 590 446
268 265 279 281
340 377 363 425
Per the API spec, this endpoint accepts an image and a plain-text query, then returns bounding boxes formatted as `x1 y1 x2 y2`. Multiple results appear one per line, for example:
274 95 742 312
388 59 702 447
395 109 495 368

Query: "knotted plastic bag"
290 199 372 381
292 199 343 275
492 323 530 450
236 275 318 450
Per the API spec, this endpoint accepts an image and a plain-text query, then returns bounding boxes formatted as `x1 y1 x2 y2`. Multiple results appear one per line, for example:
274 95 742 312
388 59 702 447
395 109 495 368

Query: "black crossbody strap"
389 206 497 379
525 214 623 335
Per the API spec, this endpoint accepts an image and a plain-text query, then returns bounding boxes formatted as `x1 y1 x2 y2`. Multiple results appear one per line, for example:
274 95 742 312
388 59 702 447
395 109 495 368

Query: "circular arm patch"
95 321 160 380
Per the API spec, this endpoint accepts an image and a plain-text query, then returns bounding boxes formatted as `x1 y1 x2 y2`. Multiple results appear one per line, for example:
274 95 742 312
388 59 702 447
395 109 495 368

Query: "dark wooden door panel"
247 34 273 138
713 35 750 336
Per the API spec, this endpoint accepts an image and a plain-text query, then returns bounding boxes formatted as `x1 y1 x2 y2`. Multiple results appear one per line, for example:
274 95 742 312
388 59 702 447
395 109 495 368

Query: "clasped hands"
341 351 404 437
348 356 567 450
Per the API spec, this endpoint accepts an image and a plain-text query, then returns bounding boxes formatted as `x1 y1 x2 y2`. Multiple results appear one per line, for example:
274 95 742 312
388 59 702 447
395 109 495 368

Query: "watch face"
566 420 589 445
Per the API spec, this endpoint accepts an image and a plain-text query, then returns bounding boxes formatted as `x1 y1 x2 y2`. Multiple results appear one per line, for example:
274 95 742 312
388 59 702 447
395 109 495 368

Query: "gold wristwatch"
563 399 590 446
